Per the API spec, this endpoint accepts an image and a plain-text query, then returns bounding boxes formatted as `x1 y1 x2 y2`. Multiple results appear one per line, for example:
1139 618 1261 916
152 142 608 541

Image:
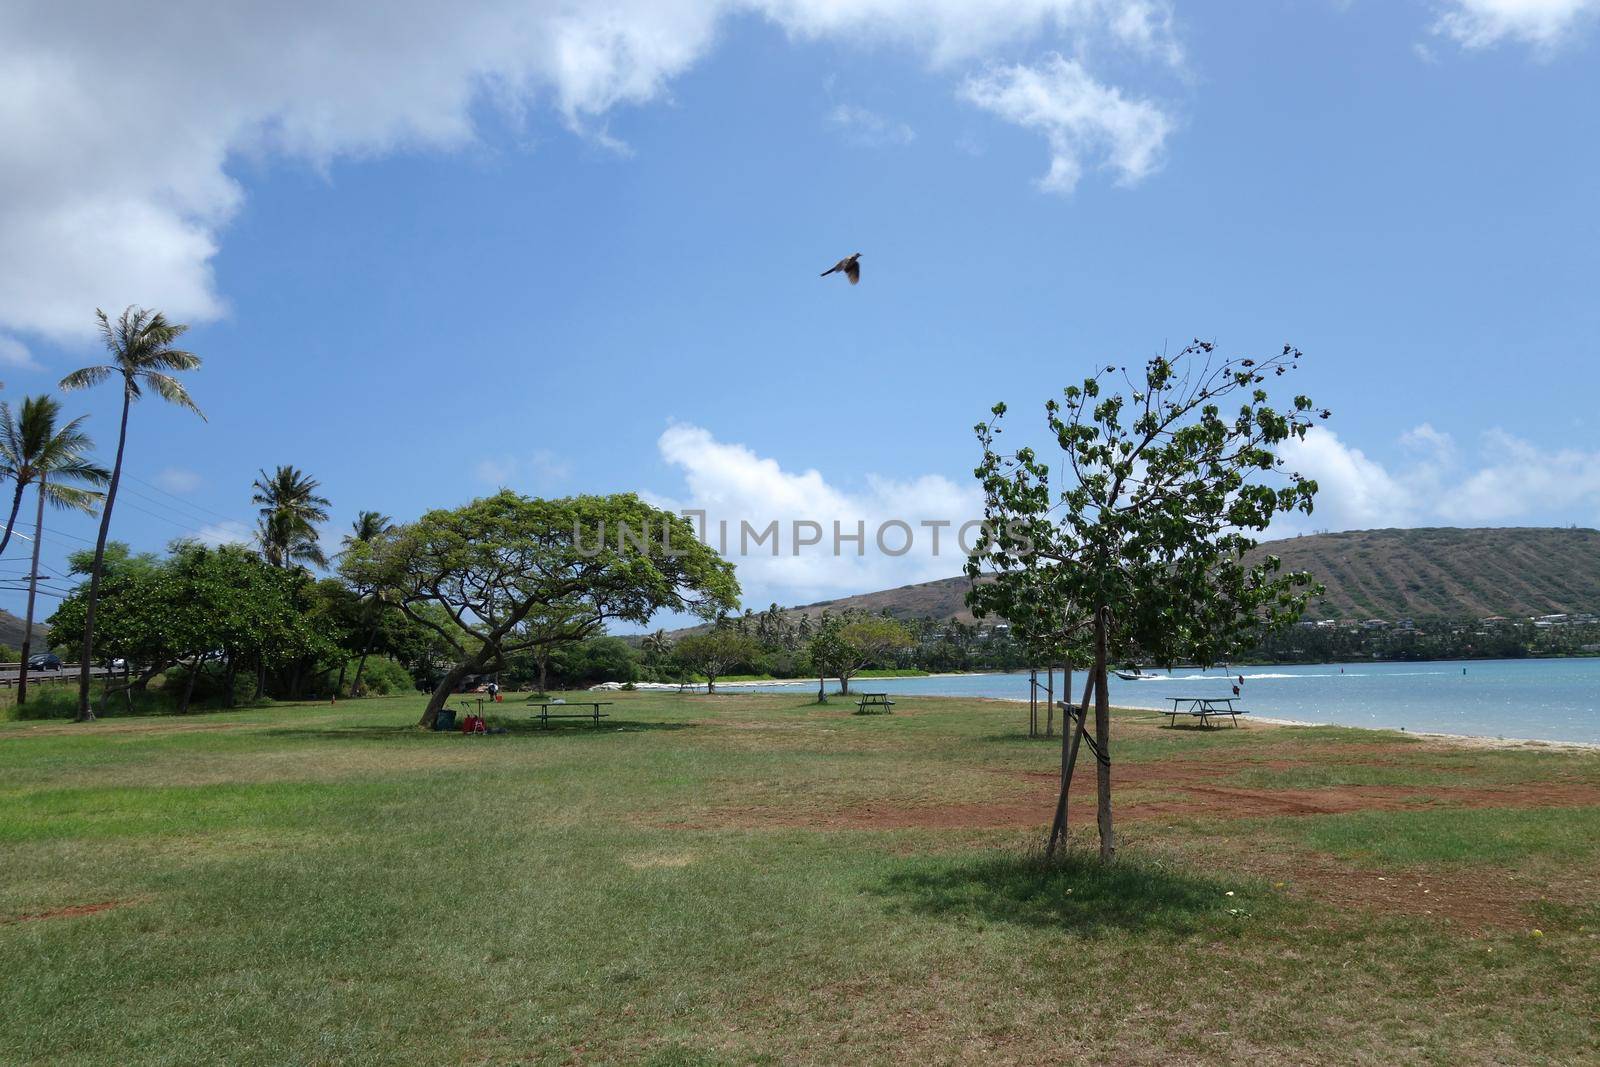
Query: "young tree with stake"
968 342 1326 861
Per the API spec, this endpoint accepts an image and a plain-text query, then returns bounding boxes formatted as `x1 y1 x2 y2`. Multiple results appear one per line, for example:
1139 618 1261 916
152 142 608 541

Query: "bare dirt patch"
690 749 1600 832
1220 849 1578 931
2 899 133 924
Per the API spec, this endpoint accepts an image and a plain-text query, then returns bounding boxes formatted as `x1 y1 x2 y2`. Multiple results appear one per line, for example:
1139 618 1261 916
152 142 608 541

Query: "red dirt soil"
1 900 131 924
701 754 1600 832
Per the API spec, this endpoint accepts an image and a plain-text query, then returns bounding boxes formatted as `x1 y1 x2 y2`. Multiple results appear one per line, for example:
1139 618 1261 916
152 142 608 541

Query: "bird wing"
845 260 859 284
820 264 839 277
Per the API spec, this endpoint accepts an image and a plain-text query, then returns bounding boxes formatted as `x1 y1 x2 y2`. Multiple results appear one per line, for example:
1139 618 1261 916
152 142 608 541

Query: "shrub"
352 656 413 696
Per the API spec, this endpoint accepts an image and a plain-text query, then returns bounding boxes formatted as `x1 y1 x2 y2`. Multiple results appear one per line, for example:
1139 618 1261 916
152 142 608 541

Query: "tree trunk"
706 671 716 694
334 659 348 699
1094 607 1115 862
1045 672 1095 860
0 478 27 559
77 387 133 722
178 655 202 715
349 617 381 697
253 657 266 701
16 475 46 705
817 673 827 704
537 654 549 696
421 659 479 728
838 671 852 695
223 653 237 708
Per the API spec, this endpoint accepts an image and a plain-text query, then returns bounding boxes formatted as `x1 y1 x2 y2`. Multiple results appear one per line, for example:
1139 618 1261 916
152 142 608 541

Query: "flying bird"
820 252 861 285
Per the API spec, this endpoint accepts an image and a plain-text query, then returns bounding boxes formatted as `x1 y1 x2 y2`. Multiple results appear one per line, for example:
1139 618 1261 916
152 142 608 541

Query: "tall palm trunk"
17 474 47 705
0 478 27 558
76 388 131 722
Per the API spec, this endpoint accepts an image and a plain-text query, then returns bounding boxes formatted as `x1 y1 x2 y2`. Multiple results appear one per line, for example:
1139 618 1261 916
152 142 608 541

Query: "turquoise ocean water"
740 658 1600 744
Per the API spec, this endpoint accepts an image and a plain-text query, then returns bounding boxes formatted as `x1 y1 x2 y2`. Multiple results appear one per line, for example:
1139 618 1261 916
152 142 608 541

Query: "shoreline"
596 663 1600 750
1245 714 1600 752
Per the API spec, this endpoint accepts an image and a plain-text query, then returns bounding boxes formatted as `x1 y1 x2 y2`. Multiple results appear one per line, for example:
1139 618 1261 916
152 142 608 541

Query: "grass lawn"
2 691 1597 1064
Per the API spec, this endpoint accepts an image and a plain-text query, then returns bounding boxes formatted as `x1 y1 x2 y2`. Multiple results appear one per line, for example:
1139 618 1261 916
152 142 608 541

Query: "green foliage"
47 541 345 711
672 630 762 691
968 342 1327 857
346 656 415 696
0 394 110 557
968 342 1328 669
349 491 739 719
550 637 640 687
252 465 332 569
0 645 17 664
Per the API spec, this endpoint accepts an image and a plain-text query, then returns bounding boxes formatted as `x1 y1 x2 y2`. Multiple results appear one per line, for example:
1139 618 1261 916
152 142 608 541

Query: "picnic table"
855 692 895 715
1164 696 1244 728
527 700 613 728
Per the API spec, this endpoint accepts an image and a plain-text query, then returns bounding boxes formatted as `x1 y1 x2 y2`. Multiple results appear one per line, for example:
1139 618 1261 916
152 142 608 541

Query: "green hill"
753 527 1600 627
0 608 50 653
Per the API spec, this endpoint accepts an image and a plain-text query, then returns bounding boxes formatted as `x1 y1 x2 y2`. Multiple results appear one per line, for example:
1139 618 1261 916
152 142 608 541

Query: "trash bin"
434 708 457 732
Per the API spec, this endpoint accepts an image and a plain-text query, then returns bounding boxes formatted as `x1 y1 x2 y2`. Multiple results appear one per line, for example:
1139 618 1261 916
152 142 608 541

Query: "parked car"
27 653 62 671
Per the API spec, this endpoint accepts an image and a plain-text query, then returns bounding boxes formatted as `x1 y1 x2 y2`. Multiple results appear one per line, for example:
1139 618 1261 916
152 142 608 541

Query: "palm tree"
0 397 111 706
0 395 110 557
343 510 394 551
337 510 394 697
252 465 331 569
60 307 204 722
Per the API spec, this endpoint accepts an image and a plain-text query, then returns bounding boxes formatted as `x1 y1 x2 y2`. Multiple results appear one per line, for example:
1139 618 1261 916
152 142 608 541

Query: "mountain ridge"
704 527 1600 631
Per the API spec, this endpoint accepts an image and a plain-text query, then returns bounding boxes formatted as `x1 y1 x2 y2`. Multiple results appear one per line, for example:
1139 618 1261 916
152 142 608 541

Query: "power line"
122 471 247 525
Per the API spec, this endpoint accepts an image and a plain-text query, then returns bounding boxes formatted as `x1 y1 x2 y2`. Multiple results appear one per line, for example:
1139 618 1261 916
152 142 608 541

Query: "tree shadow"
258 719 695 743
978 732 1067 744
875 848 1255 937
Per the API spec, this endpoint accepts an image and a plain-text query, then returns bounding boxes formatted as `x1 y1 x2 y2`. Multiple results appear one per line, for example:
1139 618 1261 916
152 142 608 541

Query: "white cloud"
1278 424 1600 532
959 54 1174 193
155 467 203 494
1433 0 1598 49
0 2 1175 343
195 520 254 548
828 103 916 146
647 424 983 606
0 335 38 370
763 0 1182 65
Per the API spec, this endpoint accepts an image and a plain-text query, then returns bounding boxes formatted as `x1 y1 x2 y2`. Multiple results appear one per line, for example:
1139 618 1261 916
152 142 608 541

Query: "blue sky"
1 1 1597 624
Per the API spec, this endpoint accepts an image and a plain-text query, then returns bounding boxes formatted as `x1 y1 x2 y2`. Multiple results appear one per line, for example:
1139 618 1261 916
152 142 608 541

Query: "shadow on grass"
258 719 695 742
877 848 1252 937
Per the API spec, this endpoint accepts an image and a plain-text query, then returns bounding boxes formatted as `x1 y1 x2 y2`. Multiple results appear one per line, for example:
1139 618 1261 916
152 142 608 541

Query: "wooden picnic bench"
527 700 613 728
855 692 895 715
1165 696 1244 728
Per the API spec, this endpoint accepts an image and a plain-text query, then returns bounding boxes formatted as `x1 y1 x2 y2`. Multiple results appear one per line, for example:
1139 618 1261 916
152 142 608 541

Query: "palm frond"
41 483 105 514
44 457 111 487
138 372 206 420
58 365 114 392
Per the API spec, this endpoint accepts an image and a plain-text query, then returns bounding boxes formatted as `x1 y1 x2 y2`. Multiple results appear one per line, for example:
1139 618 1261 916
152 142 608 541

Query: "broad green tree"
50 541 335 712
835 615 913 694
350 491 738 726
969 342 1325 860
672 630 761 693
805 613 851 703
60 307 204 721
253 465 331 569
